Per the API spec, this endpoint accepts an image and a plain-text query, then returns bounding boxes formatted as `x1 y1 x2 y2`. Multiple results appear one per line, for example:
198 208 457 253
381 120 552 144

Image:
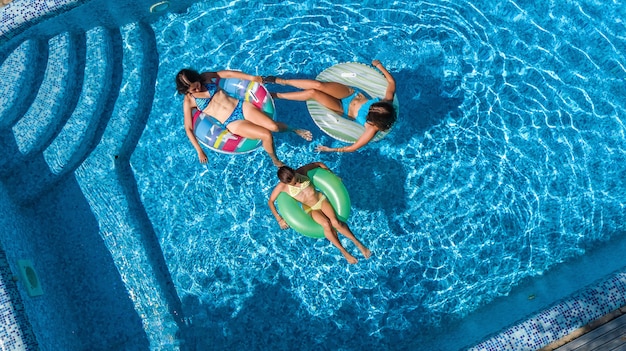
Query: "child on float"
263 60 396 153
267 161 371 264
176 68 312 167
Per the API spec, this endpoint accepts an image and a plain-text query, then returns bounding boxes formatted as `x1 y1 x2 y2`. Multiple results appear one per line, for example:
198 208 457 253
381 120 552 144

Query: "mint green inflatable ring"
276 168 351 239
306 62 400 143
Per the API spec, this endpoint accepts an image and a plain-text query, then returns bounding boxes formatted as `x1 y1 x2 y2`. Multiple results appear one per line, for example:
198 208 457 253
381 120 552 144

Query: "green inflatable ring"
276 168 351 239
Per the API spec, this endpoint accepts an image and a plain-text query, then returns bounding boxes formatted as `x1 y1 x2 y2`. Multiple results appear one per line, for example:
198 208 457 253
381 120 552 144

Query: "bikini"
339 87 381 126
286 174 326 213
355 97 381 125
193 83 245 128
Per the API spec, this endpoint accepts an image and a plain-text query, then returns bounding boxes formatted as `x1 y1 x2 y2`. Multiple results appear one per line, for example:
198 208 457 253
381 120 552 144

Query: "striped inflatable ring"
192 78 275 154
276 168 351 239
306 62 400 143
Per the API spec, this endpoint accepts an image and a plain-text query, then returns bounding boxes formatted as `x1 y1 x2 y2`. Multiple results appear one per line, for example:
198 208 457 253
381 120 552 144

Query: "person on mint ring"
263 59 396 153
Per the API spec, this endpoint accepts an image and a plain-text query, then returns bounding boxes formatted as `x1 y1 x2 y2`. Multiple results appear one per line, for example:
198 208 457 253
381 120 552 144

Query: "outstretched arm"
268 184 289 229
199 71 219 83
214 70 262 83
296 161 331 174
183 95 208 163
372 60 396 101
315 123 378 153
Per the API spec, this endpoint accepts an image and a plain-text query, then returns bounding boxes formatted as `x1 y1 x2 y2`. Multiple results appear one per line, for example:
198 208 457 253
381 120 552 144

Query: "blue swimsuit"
194 83 245 128
355 97 380 125
340 88 380 126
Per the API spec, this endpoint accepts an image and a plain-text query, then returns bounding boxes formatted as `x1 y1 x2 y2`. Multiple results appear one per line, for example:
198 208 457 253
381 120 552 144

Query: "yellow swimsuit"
287 175 326 213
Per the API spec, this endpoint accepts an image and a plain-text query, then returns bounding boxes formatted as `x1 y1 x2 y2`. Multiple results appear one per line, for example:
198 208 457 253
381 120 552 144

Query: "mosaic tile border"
469 271 626 350
0 0 82 42
0 246 38 350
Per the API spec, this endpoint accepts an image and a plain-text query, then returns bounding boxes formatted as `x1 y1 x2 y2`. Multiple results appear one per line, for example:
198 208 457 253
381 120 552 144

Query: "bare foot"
342 251 358 264
294 129 312 141
359 245 371 259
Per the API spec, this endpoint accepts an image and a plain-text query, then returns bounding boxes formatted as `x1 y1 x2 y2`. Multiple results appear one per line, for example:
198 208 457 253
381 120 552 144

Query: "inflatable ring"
276 168 351 239
306 62 400 143
192 78 275 154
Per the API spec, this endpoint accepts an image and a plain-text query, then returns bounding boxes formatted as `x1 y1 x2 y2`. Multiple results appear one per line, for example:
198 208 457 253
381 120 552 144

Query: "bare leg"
273 79 354 115
241 102 312 141
310 210 358 264
275 78 353 99
320 201 371 259
227 120 284 167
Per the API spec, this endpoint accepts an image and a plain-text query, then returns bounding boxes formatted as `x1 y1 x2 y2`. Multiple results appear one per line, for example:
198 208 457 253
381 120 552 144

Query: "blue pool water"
2 0 626 350
130 0 626 349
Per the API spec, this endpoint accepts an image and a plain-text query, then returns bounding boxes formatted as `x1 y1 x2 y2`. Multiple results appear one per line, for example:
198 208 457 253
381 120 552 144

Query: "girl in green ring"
268 162 371 264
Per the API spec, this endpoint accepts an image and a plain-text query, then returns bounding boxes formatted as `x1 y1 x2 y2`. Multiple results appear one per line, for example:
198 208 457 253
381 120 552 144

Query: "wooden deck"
539 307 626 351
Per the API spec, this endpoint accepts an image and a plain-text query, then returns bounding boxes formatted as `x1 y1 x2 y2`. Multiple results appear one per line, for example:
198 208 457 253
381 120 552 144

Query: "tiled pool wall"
470 271 626 350
1 3 82 350
0 185 38 350
0 0 83 44
0 256 37 350
1 1 625 351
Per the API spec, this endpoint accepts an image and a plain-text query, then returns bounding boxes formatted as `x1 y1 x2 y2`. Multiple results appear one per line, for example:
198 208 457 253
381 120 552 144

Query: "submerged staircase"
0 13 186 351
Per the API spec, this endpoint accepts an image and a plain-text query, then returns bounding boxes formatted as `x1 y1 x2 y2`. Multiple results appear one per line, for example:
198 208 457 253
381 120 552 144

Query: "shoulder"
183 93 195 107
364 121 379 130
269 182 286 199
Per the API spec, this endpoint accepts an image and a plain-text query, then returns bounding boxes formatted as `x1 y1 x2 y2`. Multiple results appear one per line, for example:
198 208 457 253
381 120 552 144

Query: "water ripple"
131 0 626 348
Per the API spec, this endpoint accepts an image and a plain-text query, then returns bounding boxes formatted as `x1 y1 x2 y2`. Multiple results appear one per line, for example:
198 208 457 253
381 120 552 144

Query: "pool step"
74 21 184 349
43 27 123 176
1 16 183 349
5 26 125 203
0 39 47 130
0 38 48 177
0 27 122 203
1 32 85 178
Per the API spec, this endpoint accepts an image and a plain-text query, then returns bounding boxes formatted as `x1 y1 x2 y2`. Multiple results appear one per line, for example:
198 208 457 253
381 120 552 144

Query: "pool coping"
469 270 626 350
538 306 626 351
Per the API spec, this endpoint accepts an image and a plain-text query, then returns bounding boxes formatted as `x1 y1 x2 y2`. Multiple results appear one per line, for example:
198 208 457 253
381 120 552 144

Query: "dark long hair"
277 166 296 183
367 101 396 131
175 69 202 95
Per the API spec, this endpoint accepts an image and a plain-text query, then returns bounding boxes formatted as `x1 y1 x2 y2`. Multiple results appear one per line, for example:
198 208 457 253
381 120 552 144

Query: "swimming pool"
1 0 626 350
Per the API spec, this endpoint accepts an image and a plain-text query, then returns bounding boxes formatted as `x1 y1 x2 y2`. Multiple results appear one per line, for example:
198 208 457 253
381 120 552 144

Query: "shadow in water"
392 66 464 145
268 62 464 144
178 271 386 351
176 268 461 351
2 174 150 350
337 149 407 215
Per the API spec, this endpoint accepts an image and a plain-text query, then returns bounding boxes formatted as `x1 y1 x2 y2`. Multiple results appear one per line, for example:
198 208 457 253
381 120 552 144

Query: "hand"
198 150 208 163
278 218 289 229
315 145 333 152
251 75 263 83
372 60 383 69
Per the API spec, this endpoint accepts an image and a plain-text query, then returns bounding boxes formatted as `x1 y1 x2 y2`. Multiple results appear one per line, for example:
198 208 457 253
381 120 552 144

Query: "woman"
263 60 396 153
267 162 371 264
176 69 312 167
